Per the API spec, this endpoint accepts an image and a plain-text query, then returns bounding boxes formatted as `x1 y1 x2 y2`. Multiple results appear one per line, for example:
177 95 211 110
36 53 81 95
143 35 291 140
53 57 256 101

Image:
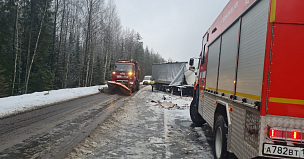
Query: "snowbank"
0 85 107 118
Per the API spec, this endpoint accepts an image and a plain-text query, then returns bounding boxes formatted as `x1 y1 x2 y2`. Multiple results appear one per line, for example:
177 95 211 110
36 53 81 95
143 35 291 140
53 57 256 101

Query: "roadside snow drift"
0 85 107 118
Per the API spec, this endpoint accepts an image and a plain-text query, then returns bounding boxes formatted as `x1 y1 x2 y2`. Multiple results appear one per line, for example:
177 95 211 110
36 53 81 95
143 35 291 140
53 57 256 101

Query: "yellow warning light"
229 107 233 112
112 71 116 75
214 101 217 104
201 95 204 98
118 61 130 63
128 72 133 75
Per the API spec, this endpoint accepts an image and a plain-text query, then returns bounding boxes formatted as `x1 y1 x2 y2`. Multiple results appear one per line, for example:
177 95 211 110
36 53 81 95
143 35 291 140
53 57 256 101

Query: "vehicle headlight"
148 81 150 83
129 82 134 84
128 72 133 75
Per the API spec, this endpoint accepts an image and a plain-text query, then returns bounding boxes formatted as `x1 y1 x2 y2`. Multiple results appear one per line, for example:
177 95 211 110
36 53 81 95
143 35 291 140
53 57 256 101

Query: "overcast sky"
114 0 230 62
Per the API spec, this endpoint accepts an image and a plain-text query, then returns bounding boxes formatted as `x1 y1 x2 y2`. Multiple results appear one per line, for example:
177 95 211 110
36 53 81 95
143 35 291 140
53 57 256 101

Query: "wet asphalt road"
66 86 218 159
0 92 128 159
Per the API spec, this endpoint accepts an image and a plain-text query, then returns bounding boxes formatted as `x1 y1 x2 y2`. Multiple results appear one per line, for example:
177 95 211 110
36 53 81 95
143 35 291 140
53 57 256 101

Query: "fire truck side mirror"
189 58 194 66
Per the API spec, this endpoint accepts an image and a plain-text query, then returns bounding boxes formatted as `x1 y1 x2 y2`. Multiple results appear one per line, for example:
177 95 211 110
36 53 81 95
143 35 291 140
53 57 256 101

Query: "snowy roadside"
0 85 107 118
66 86 214 159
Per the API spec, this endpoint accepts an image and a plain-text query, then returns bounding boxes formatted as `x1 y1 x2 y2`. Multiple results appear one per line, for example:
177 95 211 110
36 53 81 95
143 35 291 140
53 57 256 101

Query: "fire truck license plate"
117 75 128 78
263 144 304 158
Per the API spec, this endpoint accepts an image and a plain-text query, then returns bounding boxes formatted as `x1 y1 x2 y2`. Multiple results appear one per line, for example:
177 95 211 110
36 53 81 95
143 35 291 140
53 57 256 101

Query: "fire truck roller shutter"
217 20 239 98
205 38 221 92
235 0 269 104
204 37 221 128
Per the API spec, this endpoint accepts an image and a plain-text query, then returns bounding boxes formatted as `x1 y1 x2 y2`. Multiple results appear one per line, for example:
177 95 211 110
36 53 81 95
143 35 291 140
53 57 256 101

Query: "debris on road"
65 86 214 159
148 93 191 111
160 101 175 108
182 148 190 154
150 100 158 103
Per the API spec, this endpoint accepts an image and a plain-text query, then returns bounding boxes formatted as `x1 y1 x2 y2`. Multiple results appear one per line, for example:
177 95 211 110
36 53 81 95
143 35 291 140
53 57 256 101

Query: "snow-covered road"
66 86 215 158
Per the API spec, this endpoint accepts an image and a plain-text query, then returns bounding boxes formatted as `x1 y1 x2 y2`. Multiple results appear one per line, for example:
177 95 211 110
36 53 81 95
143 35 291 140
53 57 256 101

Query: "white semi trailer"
152 62 195 96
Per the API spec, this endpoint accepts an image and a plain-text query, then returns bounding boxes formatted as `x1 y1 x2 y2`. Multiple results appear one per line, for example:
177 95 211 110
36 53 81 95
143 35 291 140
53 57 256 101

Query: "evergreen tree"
0 0 166 97
0 68 9 97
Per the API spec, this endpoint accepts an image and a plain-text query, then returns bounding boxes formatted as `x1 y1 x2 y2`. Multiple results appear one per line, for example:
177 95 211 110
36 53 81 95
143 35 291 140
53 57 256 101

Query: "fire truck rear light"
270 129 275 137
269 127 302 142
286 129 301 141
228 107 233 112
269 127 286 140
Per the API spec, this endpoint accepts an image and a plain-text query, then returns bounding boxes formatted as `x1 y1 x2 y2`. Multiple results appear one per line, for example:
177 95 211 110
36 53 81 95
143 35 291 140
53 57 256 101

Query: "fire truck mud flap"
107 81 131 96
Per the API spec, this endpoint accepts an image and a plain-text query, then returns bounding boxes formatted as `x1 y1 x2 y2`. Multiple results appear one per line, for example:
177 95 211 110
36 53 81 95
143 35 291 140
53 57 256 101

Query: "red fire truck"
111 60 140 94
190 0 304 158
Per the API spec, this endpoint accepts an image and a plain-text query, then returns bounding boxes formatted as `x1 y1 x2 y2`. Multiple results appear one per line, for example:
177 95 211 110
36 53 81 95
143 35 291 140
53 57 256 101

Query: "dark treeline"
0 0 165 97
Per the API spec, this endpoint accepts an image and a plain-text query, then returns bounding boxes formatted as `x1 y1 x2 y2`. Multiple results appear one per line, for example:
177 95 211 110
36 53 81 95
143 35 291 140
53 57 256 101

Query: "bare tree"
25 3 47 94
82 0 93 86
12 1 20 94
64 4 75 88
51 0 59 74
102 0 121 81
55 0 66 85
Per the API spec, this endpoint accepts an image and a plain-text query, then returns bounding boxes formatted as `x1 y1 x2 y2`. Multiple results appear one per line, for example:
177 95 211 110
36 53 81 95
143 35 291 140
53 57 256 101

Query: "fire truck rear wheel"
131 88 135 93
190 99 206 125
213 115 228 159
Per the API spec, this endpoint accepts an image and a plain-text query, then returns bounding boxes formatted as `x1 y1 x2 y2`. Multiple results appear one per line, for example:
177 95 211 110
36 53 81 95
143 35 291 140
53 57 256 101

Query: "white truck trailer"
152 62 195 96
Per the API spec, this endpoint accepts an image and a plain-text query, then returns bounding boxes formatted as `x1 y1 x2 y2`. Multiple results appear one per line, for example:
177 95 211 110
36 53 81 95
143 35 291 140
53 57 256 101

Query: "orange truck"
108 60 140 95
190 0 304 158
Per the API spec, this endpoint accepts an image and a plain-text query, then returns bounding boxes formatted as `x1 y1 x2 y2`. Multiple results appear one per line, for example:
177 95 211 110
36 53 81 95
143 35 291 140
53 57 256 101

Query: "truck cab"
112 60 140 92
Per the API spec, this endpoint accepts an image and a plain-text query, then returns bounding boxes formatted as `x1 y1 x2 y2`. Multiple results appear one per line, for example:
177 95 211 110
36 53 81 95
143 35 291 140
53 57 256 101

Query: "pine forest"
0 0 166 97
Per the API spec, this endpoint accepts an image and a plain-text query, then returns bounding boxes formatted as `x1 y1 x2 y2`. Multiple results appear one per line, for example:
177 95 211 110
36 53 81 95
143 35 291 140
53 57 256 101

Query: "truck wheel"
190 98 206 125
131 88 135 93
213 115 228 159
